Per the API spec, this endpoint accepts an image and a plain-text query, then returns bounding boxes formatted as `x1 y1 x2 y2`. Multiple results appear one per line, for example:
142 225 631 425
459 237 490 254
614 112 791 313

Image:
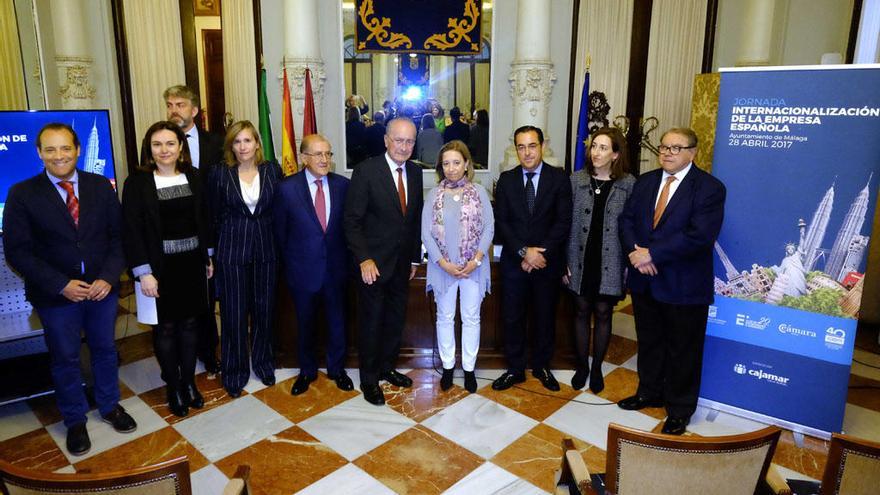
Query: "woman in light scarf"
421 140 494 393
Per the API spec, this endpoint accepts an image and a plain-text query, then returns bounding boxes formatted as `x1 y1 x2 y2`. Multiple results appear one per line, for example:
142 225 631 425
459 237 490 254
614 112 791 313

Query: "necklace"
590 176 610 195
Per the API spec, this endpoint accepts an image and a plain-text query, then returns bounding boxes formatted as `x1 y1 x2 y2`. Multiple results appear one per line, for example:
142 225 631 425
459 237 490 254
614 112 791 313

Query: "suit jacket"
274 171 350 292
196 127 224 173
3 171 125 307
566 171 635 296
619 165 725 305
344 154 423 280
121 168 212 279
494 163 573 276
211 161 282 265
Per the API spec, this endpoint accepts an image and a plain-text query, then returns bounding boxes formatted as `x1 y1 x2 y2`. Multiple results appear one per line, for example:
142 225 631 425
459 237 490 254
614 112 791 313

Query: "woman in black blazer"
210 120 282 397
122 121 213 417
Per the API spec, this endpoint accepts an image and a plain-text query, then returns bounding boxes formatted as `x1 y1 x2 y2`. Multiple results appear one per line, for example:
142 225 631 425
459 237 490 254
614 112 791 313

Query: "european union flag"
573 72 590 171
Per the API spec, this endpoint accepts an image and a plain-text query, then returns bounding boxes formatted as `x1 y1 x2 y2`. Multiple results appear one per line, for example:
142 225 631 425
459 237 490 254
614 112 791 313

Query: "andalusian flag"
281 67 298 175
257 67 275 162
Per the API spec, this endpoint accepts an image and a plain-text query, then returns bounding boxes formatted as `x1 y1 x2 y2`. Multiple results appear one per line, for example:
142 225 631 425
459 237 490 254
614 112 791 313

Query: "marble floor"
1 296 880 495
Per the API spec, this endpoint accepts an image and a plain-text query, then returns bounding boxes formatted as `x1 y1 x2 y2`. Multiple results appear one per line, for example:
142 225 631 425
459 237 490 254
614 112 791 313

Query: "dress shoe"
182 381 204 409
380 370 413 388
261 374 276 387
201 356 220 374
589 369 605 394
464 371 478 393
66 423 91 456
329 371 354 391
101 405 137 433
166 387 189 417
571 367 589 390
361 383 385 405
661 416 690 435
617 395 664 411
492 371 526 391
440 368 454 391
226 388 242 398
533 368 560 392
290 374 315 395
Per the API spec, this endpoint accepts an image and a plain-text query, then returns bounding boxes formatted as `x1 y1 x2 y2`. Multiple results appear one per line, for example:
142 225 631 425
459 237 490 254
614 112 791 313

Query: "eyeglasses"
658 144 695 155
302 151 333 159
390 138 416 147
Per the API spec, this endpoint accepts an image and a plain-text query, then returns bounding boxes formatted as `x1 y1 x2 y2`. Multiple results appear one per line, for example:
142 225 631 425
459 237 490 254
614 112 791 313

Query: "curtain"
123 0 185 153
0 1 26 110
222 0 259 125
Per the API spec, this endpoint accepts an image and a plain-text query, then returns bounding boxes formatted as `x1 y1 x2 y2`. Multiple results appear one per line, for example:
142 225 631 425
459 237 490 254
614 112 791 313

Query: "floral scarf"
430 178 484 262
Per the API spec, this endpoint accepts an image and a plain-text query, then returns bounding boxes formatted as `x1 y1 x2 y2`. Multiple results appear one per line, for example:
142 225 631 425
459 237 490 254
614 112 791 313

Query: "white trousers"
434 278 483 371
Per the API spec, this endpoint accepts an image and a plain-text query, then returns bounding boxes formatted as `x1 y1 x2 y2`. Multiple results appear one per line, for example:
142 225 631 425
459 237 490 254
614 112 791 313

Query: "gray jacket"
566 171 635 296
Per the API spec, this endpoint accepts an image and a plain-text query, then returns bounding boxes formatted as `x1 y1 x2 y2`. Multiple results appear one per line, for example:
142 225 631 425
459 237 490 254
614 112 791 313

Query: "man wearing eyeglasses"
492 125 573 393
617 127 726 435
344 118 424 405
274 134 353 395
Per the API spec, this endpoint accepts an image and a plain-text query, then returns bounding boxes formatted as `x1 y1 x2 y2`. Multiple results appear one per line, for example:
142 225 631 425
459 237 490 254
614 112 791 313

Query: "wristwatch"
518 247 528 258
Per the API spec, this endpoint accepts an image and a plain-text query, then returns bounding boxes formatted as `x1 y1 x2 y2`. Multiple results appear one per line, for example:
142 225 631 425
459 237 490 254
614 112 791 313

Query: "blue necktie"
525 172 536 214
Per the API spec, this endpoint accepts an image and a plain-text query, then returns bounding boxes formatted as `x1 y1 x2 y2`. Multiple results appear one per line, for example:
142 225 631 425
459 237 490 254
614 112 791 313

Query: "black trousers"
631 290 709 419
356 256 410 386
217 261 277 391
500 262 561 373
197 277 219 365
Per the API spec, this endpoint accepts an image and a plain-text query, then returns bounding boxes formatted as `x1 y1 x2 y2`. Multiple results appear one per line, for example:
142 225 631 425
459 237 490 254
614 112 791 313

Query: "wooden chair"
599 423 781 495
819 433 880 495
555 437 596 495
0 456 251 495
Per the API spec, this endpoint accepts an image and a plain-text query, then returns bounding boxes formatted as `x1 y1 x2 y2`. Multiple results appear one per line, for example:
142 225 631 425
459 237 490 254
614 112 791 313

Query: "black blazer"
196 127 224 172
344 155 423 280
121 169 213 279
210 161 282 265
619 165 725 305
494 163 573 276
3 171 125 307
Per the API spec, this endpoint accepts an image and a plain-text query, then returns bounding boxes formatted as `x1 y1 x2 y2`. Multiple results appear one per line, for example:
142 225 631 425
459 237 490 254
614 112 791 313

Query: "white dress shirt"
654 163 693 208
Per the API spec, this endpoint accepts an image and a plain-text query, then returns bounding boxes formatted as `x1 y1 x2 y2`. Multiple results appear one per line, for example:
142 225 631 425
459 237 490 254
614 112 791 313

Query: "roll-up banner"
700 65 880 437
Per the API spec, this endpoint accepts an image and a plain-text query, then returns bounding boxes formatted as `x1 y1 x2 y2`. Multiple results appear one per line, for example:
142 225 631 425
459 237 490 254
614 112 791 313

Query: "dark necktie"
525 172 536 214
396 167 407 215
653 176 677 228
314 179 327 232
59 180 79 227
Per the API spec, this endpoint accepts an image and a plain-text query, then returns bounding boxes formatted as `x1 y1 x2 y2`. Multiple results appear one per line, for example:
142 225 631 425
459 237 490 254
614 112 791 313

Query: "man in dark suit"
3 123 137 456
442 106 470 144
274 134 354 395
617 127 725 435
492 125 572 392
344 117 424 405
364 111 387 159
164 85 223 373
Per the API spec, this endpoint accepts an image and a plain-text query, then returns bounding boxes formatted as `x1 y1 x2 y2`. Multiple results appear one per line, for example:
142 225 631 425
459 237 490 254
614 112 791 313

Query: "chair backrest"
0 456 192 495
820 433 880 495
604 423 781 495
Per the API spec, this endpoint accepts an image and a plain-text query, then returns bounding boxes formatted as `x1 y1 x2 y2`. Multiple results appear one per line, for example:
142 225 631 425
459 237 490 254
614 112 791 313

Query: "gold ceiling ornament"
358 0 412 50
424 0 480 51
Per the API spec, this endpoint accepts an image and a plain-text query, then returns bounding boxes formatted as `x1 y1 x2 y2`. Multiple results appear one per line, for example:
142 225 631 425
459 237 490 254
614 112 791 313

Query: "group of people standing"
4 81 724 459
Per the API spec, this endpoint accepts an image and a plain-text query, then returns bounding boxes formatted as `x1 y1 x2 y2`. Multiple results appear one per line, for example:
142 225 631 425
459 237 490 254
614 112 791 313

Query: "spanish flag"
281 67 298 175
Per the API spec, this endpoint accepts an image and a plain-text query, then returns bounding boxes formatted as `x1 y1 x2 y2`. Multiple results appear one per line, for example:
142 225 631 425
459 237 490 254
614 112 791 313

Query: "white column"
736 0 775 66
504 0 557 168
50 0 95 109
283 0 326 141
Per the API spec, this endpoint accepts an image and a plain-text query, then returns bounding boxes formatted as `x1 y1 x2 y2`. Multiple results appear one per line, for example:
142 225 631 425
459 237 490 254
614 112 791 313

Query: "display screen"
0 110 117 229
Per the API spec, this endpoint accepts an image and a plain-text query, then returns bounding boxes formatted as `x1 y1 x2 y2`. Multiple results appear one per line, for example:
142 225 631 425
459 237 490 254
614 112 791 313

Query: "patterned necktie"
396 167 407 215
314 179 327 232
525 172 536 214
59 180 79 227
653 176 677 228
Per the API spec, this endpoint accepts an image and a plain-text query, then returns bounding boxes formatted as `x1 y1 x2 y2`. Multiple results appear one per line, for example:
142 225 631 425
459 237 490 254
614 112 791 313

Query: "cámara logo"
777 323 817 338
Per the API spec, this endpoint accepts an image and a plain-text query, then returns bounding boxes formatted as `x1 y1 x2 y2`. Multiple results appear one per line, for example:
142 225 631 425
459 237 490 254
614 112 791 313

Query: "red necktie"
653 176 676 228
396 167 407 215
314 179 327 232
59 180 79 227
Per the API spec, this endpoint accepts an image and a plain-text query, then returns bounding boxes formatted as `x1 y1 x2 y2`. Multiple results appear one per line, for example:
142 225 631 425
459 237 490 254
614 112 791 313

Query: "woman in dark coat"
210 120 282 398
123 121 213 417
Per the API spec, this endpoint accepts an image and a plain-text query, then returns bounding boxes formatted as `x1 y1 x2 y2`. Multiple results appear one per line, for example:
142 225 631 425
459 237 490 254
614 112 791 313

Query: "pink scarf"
430 179 484 262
